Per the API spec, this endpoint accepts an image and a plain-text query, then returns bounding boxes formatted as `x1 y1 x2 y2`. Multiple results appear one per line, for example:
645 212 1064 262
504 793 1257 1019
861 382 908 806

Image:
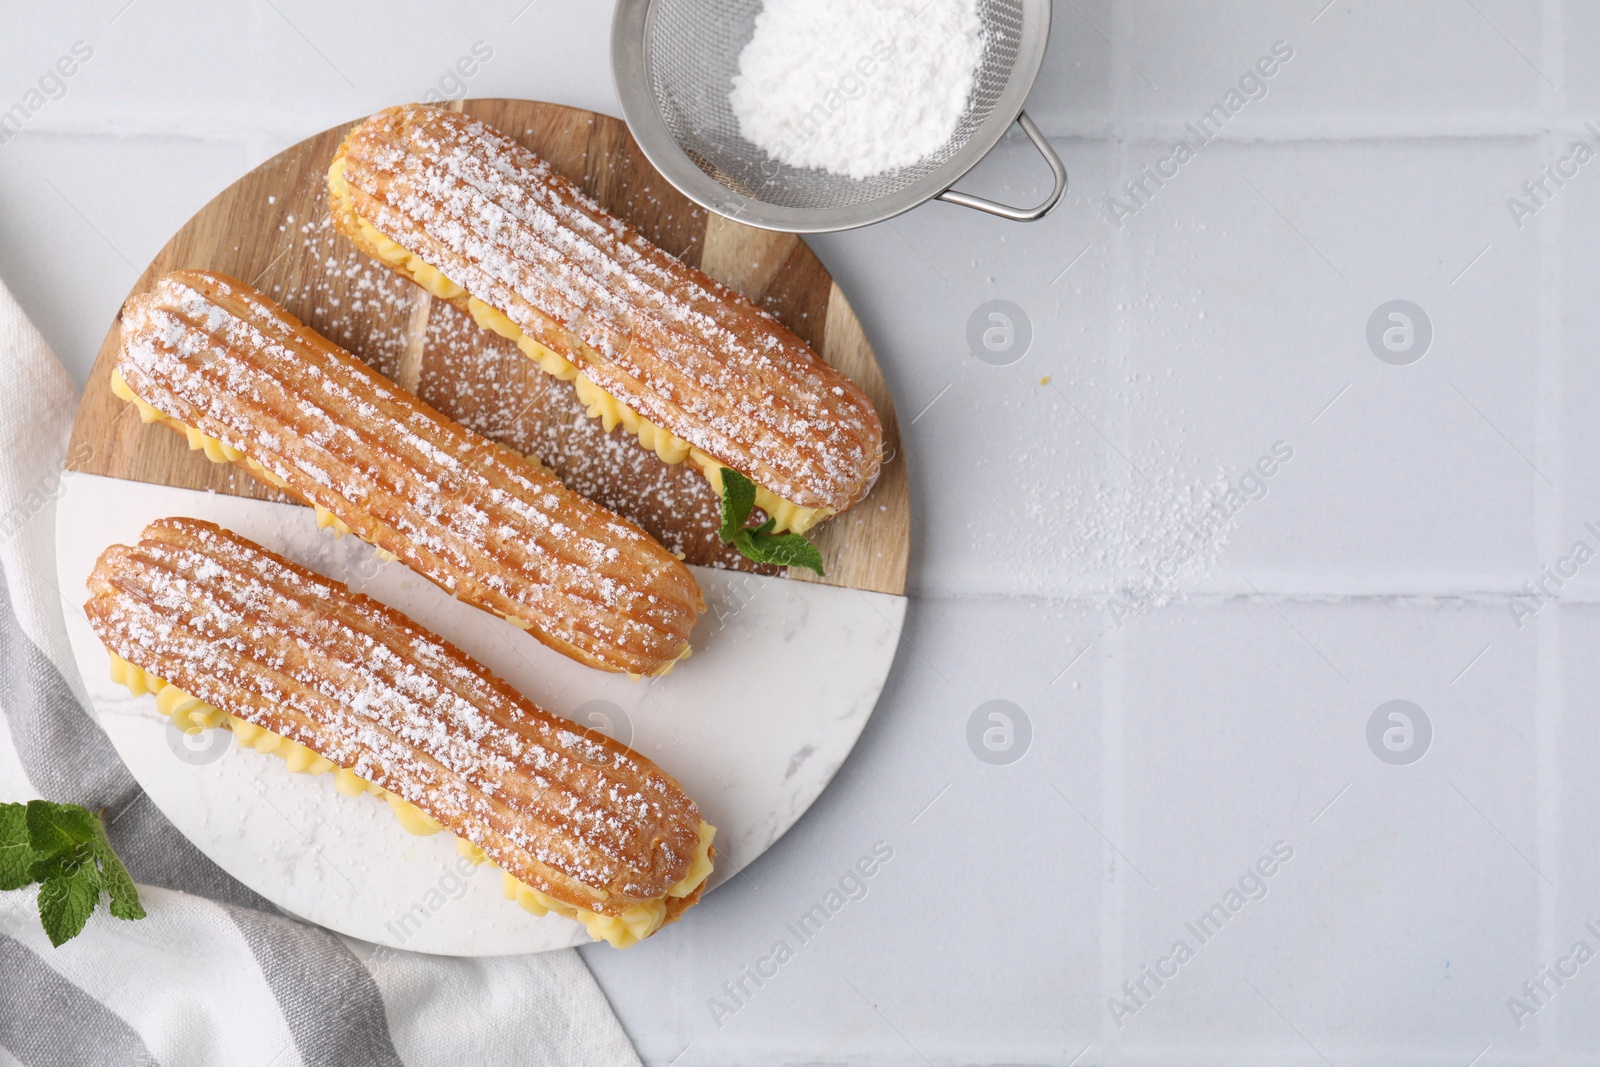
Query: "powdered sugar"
729 0 984 179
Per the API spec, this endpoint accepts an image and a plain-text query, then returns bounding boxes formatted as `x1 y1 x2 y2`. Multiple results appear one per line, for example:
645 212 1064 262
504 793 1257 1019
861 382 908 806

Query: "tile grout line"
1535 0 1564 1050
1097 2 1134 1040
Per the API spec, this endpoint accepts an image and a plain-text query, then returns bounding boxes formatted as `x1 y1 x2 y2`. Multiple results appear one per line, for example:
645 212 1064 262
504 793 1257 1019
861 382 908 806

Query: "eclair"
328 103 883 535
87 517 714 947
113 270 702 677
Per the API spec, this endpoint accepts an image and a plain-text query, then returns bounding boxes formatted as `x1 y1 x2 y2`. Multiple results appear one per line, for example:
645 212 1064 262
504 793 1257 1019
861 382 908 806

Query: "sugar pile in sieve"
729 0 984 180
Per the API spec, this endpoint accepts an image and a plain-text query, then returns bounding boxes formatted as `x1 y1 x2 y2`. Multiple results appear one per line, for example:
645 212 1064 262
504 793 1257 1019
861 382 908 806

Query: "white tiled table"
4 1 1592 1063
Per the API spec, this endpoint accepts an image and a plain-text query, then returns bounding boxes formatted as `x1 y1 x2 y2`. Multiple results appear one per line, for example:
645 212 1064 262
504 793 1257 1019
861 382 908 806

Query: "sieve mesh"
645 0 1025 211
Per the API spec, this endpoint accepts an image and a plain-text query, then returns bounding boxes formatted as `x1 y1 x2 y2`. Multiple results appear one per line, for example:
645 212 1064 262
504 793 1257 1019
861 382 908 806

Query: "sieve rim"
610 0 1054 233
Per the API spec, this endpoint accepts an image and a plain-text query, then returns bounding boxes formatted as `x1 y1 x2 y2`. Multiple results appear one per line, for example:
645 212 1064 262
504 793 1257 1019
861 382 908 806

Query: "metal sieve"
611 0 1065 233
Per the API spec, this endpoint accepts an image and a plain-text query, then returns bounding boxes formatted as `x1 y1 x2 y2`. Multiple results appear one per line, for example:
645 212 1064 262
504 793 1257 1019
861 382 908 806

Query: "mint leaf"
92 819 145 922
36 858 102 947
3 800 146 944
25 801 98 861
717 467 757 541
714 468 826 576
739 532 827 575
28 840 95 886
0 803 33 891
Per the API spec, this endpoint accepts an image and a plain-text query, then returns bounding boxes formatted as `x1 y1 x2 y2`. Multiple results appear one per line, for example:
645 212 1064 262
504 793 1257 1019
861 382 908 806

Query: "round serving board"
58 99 909 956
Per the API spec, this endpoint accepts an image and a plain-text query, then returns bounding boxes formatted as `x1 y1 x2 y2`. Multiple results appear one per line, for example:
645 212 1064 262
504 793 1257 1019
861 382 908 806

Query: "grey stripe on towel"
0 935 160 1067
224 905 405 1067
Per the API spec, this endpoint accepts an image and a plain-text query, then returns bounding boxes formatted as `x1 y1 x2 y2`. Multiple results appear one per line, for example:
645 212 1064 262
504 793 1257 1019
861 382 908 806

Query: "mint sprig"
716 468 825 576
0 800 146 946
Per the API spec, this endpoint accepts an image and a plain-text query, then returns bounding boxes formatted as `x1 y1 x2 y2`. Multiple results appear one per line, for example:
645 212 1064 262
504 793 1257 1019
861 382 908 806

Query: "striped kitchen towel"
0 276 641 1067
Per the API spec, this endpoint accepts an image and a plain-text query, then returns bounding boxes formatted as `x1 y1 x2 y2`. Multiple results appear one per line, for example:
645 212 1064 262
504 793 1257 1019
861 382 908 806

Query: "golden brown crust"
115 269 703 677
85 517 707 918
330 103 883 515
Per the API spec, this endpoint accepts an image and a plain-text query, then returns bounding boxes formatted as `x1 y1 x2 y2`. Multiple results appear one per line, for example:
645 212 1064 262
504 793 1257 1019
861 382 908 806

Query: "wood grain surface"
66 99 909 596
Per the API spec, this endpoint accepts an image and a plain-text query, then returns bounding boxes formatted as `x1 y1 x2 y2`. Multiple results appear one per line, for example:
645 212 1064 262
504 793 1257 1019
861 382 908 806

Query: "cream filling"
113 368 293 489
110 652 714 947
499 818 717 948
329 156 832 535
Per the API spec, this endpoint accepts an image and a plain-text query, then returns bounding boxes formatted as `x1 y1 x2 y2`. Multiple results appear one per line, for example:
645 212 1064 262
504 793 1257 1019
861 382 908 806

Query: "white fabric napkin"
0 276 641 1067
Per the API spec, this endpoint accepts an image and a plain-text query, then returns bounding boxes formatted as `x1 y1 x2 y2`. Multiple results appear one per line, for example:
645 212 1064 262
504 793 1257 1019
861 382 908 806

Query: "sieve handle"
935 111 1066 222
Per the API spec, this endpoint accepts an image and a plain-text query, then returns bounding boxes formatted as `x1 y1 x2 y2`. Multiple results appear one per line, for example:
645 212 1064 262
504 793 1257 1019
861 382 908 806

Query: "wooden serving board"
66 99 908 597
